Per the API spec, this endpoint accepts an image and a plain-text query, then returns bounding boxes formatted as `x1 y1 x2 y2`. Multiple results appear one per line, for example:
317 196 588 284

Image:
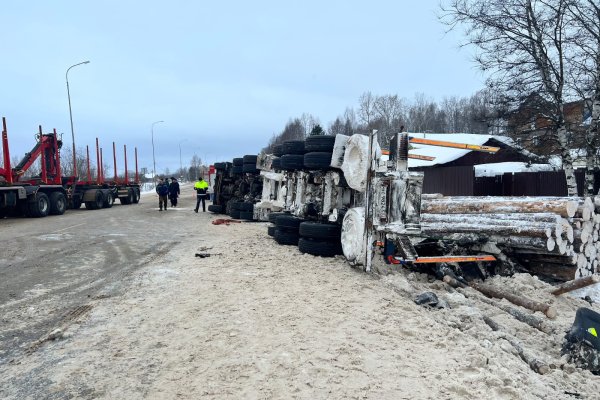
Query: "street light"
66 60 90 178
151 120 164 181
179 139 188 177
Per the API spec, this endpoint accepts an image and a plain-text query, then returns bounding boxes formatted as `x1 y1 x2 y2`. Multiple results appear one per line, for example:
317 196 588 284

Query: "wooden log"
517 253 578 265
525 261 579 282
421 212 562 223
421 222 559 239
490 236 560 252
422 198 579 218
551 276 600 295
481 317 550 375
444 280 553 334
470 282 557 319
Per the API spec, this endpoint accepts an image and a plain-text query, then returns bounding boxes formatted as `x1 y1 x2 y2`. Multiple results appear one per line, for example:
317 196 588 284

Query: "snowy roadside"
1 212 599 399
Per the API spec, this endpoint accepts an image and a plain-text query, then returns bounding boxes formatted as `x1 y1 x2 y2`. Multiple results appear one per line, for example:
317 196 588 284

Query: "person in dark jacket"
156 178 169 211
168 177 180 207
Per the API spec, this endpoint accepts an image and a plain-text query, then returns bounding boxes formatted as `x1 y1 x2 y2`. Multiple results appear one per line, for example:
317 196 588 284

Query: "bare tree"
442 0 579 196
329 117 345 135
566 0 600 194
358 91 376 126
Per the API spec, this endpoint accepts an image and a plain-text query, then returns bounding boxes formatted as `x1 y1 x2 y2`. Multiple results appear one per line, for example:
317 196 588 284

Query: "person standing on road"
156 178 169 211
168 177 180 207
194 176 209 213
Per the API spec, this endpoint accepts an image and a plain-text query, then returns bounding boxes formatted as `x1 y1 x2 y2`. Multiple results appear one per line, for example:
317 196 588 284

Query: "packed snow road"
1 185 600 399
0 188 193 362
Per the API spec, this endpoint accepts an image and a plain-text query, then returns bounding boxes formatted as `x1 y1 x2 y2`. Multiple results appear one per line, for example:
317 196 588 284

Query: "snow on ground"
2 210 600 399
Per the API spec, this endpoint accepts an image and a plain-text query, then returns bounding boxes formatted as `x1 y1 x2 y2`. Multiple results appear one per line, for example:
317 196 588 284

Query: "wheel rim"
40 198 49 213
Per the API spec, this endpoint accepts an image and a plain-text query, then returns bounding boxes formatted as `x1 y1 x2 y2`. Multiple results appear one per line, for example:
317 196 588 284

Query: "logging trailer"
0 117 141 218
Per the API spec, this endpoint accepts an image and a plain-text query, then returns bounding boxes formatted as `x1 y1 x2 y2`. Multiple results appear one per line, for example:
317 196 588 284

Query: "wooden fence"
421 167 600 196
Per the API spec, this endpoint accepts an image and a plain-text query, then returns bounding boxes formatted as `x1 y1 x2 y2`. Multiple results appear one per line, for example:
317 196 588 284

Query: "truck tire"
274 229 300 246
282 140 305 155
28 192 50 218
232 157 244 166
273 144 284 157
237 202 254 211
214 162 231 170
298 237 342 257
229 209 241 219
243 154 258 164
239 211 254 220
208 204 223 213
103 191 114 208
268 212 288 223
71 196 82 209
49 192 67 215
271 157 281 170
85 190 105 210
305 135 336 152
242 163 259 174
299 222 341 240
275 214 304 230
132 188 140 204
303 152 333 170
267 224 276 237
120 188 134 205
280 154 304 170
232 165 243 174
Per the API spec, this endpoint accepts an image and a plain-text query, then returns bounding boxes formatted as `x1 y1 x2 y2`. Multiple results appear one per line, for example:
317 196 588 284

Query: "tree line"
264 89 503 153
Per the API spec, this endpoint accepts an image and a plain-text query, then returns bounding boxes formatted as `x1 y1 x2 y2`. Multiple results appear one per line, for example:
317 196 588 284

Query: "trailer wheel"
299 221 341 240
208 204 223 213
280 154 304 170
305 135 336 152
237 202 254 212
275 214 304 230
303 152 333 170
273 144 284 157
49 192 67 215
268 212 288 223
120 188 133 205
132 188 140 204
28 192 50 218
274 229 300 246
85 190 105 210
298 237 342 257
239 211 254 220
282 140 306 155
103 192 114 208
71 197 82 209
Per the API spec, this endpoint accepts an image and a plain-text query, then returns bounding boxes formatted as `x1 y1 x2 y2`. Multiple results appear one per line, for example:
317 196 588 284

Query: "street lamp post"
179 139 188 178
151 120 164 181
66 60 90 178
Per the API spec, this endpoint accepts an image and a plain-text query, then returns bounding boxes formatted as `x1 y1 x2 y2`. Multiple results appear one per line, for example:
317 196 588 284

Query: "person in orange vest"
194 176 209 212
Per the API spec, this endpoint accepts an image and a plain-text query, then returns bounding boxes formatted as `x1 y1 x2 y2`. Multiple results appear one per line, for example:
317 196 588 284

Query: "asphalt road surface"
0 187 197 364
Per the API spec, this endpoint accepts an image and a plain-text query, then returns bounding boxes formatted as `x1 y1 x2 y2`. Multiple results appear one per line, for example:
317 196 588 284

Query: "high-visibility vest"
194 180 208 190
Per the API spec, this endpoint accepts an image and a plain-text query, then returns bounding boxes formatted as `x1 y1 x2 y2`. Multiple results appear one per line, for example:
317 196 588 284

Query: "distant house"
405 132 557 196
506 94 591 157
407 132 538 170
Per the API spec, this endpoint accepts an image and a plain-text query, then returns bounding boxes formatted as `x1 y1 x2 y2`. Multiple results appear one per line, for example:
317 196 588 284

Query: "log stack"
419 196 600 281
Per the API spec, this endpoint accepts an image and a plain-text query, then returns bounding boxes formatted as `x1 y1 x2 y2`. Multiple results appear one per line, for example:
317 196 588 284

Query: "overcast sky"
1 1 483 176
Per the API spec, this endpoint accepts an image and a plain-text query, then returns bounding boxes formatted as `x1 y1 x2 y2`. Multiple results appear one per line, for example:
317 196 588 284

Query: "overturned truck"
252 132 600 282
